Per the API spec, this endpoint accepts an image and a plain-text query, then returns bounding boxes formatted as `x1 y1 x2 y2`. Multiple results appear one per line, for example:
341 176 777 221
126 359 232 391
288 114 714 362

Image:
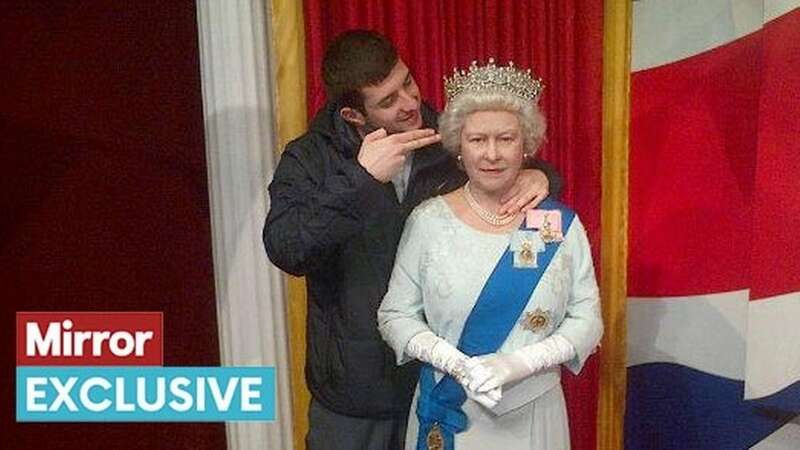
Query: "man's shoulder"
281 121 337 164
269 130 337 186
282 102 345 158
283 128 328 155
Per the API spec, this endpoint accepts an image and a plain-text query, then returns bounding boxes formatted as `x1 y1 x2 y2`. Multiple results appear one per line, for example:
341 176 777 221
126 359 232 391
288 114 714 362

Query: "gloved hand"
406 331 466 377
406 331 503 408
460 360 502 408
465 384 502 409
465 334 576 393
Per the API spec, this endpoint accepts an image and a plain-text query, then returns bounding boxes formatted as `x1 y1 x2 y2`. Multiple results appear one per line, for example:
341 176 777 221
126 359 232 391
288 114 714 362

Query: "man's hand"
498 168 550 215
357 128 441 182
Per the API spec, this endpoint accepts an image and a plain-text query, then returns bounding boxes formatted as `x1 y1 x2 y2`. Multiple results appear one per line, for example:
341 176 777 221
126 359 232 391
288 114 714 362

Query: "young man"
264 30 559 450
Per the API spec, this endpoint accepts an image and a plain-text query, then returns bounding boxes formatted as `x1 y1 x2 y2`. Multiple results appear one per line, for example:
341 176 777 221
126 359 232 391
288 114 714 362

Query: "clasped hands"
406 331 576 409
452 352 533 409
406 331 539 409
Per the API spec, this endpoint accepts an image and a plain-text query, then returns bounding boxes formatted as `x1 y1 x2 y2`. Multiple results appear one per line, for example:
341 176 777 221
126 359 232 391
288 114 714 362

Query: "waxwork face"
459 110 525 198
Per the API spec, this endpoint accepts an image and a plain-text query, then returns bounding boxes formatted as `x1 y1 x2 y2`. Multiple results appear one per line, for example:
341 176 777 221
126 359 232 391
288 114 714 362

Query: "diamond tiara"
444 58 544 103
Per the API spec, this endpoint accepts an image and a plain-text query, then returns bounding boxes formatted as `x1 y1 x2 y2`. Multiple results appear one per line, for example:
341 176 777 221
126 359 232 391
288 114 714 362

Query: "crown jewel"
444 58 544 103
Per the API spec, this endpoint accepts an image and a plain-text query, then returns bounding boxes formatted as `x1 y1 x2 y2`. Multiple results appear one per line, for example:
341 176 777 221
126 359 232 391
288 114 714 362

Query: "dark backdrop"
1 2 226 449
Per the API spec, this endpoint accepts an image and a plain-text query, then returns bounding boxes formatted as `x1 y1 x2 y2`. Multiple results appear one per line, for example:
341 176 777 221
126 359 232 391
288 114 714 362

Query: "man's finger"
499 192 524 216
391 128 437 143
501 186 547 215
400 134 441 153
362 127 388 143
518 194 544 213
500 185 521 204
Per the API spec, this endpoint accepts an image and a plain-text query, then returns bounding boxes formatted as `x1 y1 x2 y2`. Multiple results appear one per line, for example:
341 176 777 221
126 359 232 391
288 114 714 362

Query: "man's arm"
496 159 563 215
265 128 442 276
263 143 381 276
526 158 562 199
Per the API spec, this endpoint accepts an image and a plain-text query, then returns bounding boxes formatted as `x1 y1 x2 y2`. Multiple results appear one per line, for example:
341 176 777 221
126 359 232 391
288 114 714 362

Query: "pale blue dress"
378 196 603 450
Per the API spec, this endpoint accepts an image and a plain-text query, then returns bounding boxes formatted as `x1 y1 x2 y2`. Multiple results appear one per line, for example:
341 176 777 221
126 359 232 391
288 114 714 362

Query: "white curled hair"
438 90 546 157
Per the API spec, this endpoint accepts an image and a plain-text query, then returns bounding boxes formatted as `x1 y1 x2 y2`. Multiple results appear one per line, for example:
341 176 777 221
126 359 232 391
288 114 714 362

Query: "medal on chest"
526 209 564 243
511 229 545 268
520 307 552 333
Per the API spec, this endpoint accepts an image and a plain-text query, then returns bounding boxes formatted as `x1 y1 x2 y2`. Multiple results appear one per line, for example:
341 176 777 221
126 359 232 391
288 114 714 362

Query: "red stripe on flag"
750 9 800 301
629 33 762 297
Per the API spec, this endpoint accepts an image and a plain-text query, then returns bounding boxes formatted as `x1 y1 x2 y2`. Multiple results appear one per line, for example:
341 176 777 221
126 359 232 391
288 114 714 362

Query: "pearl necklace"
462 181 516 226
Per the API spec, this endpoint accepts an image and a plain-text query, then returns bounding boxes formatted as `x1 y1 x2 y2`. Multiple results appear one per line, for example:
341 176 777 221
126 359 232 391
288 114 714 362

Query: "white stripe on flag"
627 290 749 380
632 0 763 71
749 414 800 450
745 291 800 399
766 0 800 23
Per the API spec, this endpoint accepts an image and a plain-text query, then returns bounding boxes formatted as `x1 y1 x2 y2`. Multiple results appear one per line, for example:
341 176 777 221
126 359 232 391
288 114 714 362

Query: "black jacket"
264 101 561 418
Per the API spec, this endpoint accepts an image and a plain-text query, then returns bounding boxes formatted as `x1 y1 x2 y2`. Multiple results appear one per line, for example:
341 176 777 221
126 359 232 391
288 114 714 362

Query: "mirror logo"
16 312 275 422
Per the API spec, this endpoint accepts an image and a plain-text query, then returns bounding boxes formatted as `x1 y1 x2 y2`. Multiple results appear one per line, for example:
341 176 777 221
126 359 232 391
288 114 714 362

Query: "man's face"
359 59 423 134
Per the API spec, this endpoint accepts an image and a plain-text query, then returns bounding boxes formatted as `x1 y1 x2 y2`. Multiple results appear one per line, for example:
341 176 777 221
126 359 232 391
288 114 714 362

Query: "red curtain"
303 1 603 448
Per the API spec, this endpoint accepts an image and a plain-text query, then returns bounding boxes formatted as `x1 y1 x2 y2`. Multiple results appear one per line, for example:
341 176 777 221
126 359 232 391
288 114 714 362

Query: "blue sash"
415 199 575 450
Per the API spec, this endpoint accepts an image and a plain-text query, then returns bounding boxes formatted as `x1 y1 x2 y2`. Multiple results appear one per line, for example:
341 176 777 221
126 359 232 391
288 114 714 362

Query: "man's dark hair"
322 30 398 110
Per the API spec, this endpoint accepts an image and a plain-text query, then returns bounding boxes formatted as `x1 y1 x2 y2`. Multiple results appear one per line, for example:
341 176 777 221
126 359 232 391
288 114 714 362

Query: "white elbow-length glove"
465 334 576 394
406 331 502 408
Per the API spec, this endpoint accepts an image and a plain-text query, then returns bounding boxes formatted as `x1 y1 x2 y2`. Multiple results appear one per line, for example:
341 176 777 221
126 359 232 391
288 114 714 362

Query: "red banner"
16 312 163 366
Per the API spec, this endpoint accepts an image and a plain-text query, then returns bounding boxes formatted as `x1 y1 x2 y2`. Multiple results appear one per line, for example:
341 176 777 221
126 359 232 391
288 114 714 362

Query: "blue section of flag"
625 363 800 450
17 366 276 422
